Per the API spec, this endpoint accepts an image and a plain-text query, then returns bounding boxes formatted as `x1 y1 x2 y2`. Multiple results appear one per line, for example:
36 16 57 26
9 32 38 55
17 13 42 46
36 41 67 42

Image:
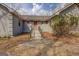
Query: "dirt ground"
0 34 30 52
0 34 79 56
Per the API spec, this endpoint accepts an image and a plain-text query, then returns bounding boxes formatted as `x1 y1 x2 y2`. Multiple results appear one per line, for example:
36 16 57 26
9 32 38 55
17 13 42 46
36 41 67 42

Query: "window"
18 21 21 26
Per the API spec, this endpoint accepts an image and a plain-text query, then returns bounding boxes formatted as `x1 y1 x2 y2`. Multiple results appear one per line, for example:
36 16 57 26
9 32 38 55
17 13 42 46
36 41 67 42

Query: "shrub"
51 14 78 36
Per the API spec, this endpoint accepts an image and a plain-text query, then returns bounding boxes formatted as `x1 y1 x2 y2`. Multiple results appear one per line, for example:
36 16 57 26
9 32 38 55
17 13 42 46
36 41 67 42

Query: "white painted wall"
0 6 13 37
40 23 53 33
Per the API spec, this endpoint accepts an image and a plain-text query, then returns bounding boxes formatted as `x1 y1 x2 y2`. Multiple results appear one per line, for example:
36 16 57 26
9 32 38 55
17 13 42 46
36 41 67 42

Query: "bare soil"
0 34 30 52
0 34 79 56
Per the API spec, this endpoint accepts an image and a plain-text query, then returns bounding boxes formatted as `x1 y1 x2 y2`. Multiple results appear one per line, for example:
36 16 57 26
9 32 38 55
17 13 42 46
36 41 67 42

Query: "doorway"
34 21 38 26
31 21 42 39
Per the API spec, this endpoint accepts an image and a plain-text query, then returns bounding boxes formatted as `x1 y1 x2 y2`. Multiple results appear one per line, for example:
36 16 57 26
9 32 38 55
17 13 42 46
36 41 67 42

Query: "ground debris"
0 35 79 56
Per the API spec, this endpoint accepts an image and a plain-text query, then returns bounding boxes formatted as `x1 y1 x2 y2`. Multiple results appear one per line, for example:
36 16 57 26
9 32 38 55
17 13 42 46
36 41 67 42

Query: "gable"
0 4 9 12
59 4 79 16
0 4 10 18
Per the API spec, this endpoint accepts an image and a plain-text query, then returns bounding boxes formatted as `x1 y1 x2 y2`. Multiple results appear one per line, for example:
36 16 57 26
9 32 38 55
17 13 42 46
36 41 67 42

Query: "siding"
12 16 23 36
0 6 13 37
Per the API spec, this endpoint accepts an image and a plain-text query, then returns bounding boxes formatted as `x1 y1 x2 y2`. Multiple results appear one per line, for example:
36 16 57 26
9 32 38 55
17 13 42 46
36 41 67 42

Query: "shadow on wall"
12 16 31 36
23 22 31 33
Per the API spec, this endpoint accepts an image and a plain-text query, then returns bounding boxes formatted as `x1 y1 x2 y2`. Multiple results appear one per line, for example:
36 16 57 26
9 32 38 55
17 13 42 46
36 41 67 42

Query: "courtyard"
0 34 79 56
0 3 79 56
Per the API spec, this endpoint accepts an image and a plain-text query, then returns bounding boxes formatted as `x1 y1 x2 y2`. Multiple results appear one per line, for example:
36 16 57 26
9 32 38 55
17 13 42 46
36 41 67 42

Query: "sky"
6 3 66 16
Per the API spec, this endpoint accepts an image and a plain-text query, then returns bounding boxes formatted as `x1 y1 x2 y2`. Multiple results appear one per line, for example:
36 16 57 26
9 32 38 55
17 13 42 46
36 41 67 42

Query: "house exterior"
1 3 79 38
19 15 52 39
0 4 23 37
0 4 52 38
50 3 79 34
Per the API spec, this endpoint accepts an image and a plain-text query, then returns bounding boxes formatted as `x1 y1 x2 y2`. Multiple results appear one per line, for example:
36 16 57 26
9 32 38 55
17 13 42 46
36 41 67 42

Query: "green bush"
51 14 79 36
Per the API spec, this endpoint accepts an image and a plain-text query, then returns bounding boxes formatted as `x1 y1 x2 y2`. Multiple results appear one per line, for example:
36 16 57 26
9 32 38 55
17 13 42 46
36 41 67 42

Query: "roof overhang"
19 15 52 21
